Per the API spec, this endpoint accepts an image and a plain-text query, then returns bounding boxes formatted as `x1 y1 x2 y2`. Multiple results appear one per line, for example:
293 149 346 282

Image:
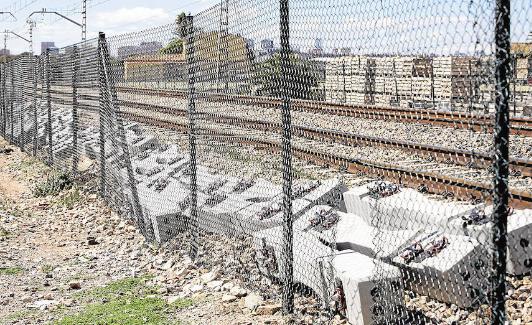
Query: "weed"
75 276 156 302
9 207 33 219
33 173 73 197
41 264 55 273
0 266 23 275
0 226 9 238
3 309 38 322
57 187 82 209
56 296 191 325
57 277 192 325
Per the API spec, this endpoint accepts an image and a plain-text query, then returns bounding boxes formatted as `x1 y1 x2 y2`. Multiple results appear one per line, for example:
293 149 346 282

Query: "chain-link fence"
1 0 531 323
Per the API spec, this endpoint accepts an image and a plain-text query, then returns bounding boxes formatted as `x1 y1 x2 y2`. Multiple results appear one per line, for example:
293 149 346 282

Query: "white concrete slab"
237 179 282 202
333 250 405 325
253 225 335 305
507 209 532 275
129 135 159 155
343 182 477 231
300 178 347 210
197 195 254 236
334 212 420 260
392 232 490 308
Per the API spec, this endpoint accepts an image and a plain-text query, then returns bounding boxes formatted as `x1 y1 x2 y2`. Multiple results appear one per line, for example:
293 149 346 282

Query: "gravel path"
0 139 337 325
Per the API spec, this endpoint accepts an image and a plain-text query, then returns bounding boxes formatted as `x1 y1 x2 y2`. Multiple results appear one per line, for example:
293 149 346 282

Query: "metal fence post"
492 0 510 324
99 32 148 237
1 63 5 137
98 34 107 198
10 62 14 144
279 0 294 314
185 14 199 259
20 57 26 152
72 45 79 173
32 55 38 156
45 50 53 165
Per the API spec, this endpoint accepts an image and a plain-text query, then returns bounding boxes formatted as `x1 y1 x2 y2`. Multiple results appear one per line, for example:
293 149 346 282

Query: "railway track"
111 86 532 137
35 85 532 136
118 111 532 209
39 90 532 208
47 90 532 177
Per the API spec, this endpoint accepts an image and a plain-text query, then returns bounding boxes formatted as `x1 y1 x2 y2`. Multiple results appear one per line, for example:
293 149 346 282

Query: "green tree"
160 12 188 55
255 53 319 99
160 38 183 55
176 12 188 38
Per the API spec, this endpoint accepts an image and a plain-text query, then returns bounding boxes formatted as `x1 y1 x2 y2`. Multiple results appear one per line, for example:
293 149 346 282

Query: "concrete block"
197 194 312 236
237 178 282 202
392 232 490 308
253 225 335 304
229 178 256 194
197 195 254 236
299 178 347 210
150 211 188 243
322 211 420 260
137 180 189 218
448 207 532 275
333 250 405 325
507 209 532 275
446 207 492 242
132 147 186 184
294 205 339 244
128 135 159 155
343 182 477 231
343 185 376 221
139 180 210 243
84 140 99 159
239 198 312 233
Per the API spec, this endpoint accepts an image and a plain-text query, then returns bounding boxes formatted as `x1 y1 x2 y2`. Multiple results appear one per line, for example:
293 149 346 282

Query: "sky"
1 0 219 54
1 0 531 56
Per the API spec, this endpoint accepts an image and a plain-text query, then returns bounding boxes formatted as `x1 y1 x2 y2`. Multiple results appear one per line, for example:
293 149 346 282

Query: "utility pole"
3 30 31 45
216 0 229 93
28 21 35 55
81 0 87 41
29 9 84 42
3 33 6 60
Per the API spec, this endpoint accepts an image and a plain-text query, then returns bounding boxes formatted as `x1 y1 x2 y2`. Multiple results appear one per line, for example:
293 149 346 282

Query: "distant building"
117 42 163 60
314 38 323 50
123 53 185 82
309 48 324 57
0 49 10 55
139 41 163 54
245 38 255 50
260 39 274 55
511 41 532 57
340 47 351 56
41 42 55 54
118 45 141 59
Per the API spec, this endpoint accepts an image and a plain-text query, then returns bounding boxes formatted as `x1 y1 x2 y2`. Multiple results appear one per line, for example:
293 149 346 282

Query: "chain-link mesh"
1 0 531 324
